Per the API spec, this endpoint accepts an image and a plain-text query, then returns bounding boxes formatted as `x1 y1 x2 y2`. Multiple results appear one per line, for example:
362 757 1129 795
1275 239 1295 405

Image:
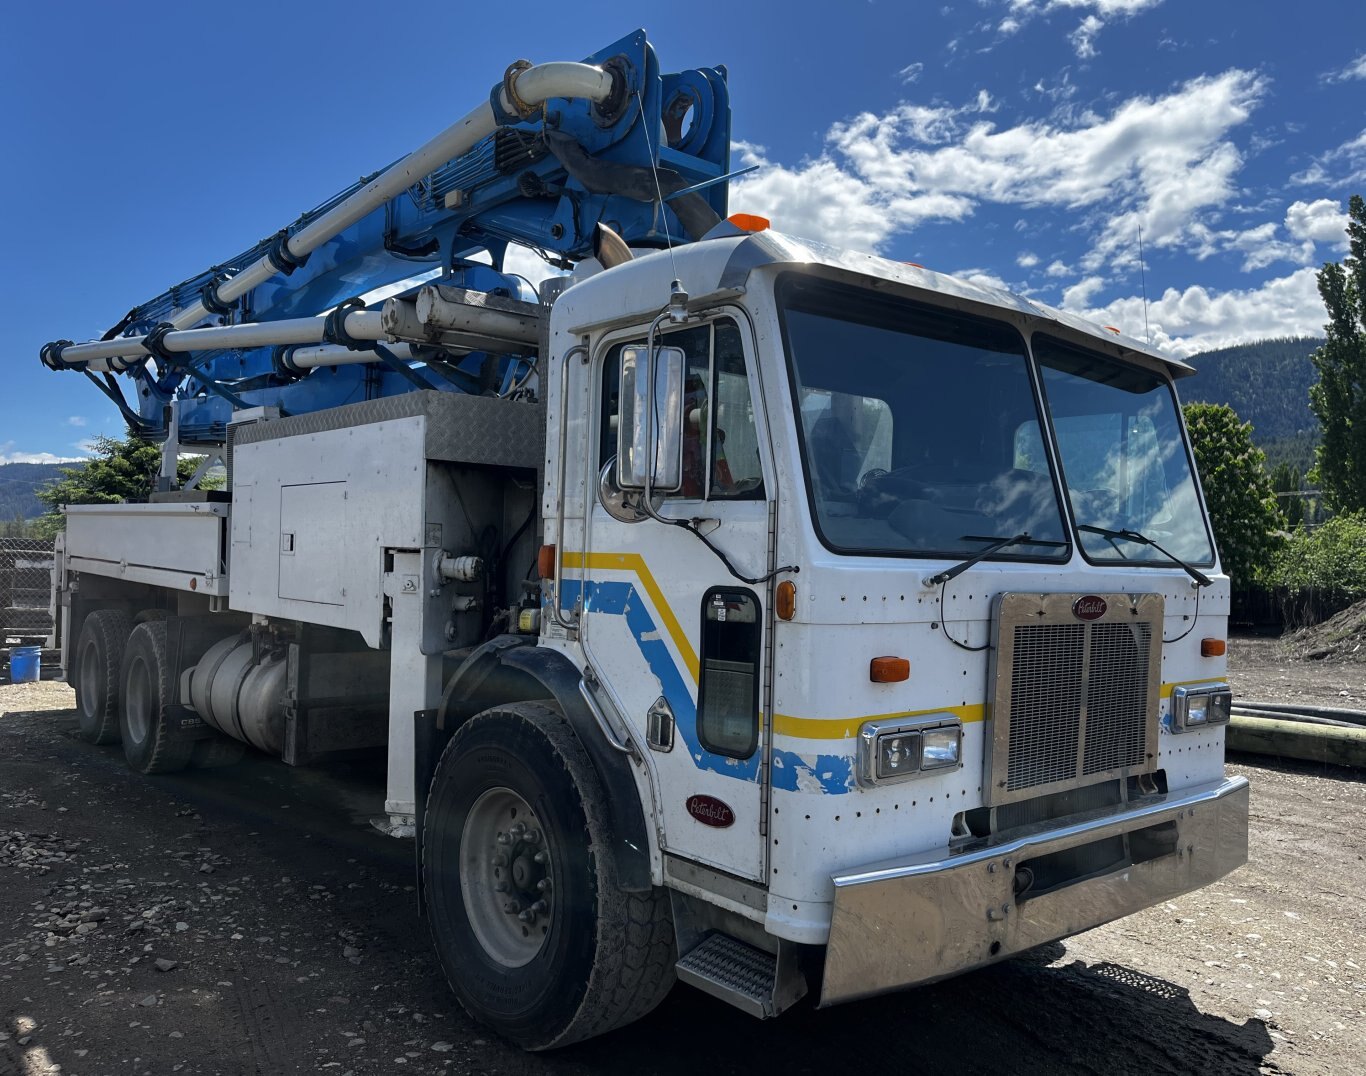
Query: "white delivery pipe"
155 61 612 333
286 341 418 369
59 311 385 372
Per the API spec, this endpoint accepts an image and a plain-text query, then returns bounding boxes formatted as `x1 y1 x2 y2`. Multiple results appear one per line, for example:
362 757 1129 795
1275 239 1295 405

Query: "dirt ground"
2 658 1363 1076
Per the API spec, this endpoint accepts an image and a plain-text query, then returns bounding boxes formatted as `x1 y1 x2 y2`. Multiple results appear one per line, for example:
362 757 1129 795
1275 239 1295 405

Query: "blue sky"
3 0 1363 463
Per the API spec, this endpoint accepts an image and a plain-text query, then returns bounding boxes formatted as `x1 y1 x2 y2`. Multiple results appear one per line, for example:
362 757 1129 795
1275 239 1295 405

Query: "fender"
414 635 654 910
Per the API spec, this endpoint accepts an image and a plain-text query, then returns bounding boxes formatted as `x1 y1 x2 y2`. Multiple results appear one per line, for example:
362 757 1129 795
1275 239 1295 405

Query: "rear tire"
422 702 674 1050
74 609 132 745
119 620 193 774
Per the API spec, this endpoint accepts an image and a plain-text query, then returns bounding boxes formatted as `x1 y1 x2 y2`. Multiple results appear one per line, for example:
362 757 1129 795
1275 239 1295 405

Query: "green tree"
1309 194 1366 511
33 435 205 538
1270 461 1305 528
1184 402 1284 586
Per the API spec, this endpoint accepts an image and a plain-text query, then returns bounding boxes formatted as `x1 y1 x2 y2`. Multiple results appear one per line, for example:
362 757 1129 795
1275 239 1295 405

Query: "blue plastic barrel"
9 645 41 683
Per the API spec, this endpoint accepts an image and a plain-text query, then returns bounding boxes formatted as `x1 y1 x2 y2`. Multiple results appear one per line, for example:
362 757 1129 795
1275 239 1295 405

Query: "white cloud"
1069 15 1104 58
502 243 568 294
1327 52 1366 83
65 416 87 427
1071 267 1325 357
1017 252 1041 267
1284 199 1349 245
1005 0 1164 58
898 63 924 84
1045 259 1073 277
1062 275 1108 309
1291 129 1366 187
732 69 1266 276
0 442 84 465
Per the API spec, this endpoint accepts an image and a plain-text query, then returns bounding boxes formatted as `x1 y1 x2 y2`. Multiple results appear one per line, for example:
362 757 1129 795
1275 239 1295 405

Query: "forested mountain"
0 462 72 521
1180 337 1323 475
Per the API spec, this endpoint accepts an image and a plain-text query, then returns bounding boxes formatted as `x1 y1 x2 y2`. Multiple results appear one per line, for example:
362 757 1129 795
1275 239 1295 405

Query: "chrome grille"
1008 623 1084 791
1083 622 1154 775
987 593 1162 806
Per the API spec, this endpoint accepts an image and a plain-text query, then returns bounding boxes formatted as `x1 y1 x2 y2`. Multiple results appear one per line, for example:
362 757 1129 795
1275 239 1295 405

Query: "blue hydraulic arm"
39 31 731 446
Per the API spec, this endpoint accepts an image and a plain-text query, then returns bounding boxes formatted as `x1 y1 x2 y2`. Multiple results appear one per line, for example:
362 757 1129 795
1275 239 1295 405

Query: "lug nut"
503 900 521 915
529 899 548 915
536 878 551 893
491 853 508 867
496 832 511 846
533 850 548 865
524 829 541 846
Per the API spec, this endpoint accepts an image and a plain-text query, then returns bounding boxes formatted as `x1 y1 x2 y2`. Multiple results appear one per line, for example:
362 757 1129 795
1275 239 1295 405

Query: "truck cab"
537 224 1246 1011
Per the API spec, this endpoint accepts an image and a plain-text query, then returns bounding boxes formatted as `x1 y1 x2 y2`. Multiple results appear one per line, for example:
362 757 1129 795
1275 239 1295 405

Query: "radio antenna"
1138 225 1151 344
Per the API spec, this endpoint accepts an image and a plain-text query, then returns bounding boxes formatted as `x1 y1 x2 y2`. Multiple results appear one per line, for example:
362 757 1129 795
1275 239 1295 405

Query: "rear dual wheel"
118 620 194 774
74 609 132 745
422 702 675 1050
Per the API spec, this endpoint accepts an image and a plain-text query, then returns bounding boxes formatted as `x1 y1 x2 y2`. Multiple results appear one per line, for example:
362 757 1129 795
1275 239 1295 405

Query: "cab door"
576 314 773 881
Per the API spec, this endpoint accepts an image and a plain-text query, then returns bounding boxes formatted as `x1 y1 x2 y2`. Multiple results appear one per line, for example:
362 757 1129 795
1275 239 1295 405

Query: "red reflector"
538 544 557 580
870 656 910 683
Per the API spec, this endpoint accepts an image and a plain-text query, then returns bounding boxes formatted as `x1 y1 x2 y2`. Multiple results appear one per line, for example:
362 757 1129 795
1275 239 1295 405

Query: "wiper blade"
923 533 1066 587
1077 524 1213 587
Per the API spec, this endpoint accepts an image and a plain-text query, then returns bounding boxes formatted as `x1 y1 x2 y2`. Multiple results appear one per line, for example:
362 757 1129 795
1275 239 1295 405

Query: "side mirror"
618 344 685 492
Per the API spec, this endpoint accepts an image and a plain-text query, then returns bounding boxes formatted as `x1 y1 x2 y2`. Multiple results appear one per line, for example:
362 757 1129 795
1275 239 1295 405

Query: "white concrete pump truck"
38 31 1248 1049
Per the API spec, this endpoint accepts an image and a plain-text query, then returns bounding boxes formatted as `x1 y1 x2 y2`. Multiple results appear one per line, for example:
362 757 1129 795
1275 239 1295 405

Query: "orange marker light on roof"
728 213 770 232
1103 325 1122 335
1200 638 1226 657
870 656 910 683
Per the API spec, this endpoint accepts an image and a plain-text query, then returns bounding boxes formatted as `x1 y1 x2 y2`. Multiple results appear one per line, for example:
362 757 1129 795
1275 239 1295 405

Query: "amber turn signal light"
775 580 797 621
870 656 910 683
1200 638 1226 657
537 544 557 580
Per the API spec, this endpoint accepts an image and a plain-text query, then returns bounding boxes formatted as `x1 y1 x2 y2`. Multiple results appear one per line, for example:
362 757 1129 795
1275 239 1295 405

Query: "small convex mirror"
618 344 685 492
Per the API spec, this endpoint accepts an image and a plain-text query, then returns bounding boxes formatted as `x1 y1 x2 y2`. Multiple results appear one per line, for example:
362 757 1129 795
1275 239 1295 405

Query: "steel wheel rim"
79 637 100 715
125 655 152 743
459 787 552 969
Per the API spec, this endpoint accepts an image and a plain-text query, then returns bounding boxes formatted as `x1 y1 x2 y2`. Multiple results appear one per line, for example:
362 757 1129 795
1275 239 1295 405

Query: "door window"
599 318 765 500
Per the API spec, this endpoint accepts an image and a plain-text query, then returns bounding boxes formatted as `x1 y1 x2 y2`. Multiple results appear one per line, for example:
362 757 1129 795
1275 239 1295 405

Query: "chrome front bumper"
821 775 1249 1005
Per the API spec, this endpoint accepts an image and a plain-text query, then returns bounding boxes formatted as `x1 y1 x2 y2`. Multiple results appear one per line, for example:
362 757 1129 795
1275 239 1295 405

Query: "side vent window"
698 588 761 758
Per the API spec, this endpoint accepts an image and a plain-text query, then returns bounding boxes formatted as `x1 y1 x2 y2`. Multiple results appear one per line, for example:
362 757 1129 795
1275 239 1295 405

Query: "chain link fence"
1 538 55 645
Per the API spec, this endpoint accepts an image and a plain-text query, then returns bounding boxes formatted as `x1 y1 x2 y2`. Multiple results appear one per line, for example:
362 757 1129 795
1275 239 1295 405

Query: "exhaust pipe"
593 223 634 269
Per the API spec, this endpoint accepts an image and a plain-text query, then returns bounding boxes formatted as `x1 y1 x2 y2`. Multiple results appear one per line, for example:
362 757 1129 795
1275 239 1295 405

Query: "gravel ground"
2 674 1363 1076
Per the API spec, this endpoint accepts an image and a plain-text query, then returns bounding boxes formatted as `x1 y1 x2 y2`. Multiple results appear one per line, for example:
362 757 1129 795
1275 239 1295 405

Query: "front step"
675 933 780 1018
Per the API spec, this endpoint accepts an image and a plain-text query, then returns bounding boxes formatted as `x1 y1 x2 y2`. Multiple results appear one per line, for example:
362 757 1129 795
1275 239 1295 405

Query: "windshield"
1023 334 1214 567
778 275 1068 559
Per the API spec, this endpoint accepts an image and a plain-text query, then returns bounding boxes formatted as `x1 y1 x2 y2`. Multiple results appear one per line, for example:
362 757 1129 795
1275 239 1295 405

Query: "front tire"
74 609 132 745
119 620 193 774
422 702 674 1050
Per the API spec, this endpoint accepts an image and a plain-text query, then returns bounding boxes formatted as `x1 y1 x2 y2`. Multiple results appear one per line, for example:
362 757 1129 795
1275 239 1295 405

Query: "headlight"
1170 683 1232 732
920 725 962 771
858 715 962 786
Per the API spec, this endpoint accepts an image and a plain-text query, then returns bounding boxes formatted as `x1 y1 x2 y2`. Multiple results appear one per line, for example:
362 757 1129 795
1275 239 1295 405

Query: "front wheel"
422 702 675 1050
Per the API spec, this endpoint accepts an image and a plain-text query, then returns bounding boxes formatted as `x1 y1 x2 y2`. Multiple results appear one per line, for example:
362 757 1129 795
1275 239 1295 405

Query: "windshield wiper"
1077 524 1212 587
923 533 1067 587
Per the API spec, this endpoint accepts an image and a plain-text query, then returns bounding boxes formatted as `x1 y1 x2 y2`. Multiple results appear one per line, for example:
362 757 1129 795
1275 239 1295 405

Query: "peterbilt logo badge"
686 795 735 828
1072 595 1108 621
